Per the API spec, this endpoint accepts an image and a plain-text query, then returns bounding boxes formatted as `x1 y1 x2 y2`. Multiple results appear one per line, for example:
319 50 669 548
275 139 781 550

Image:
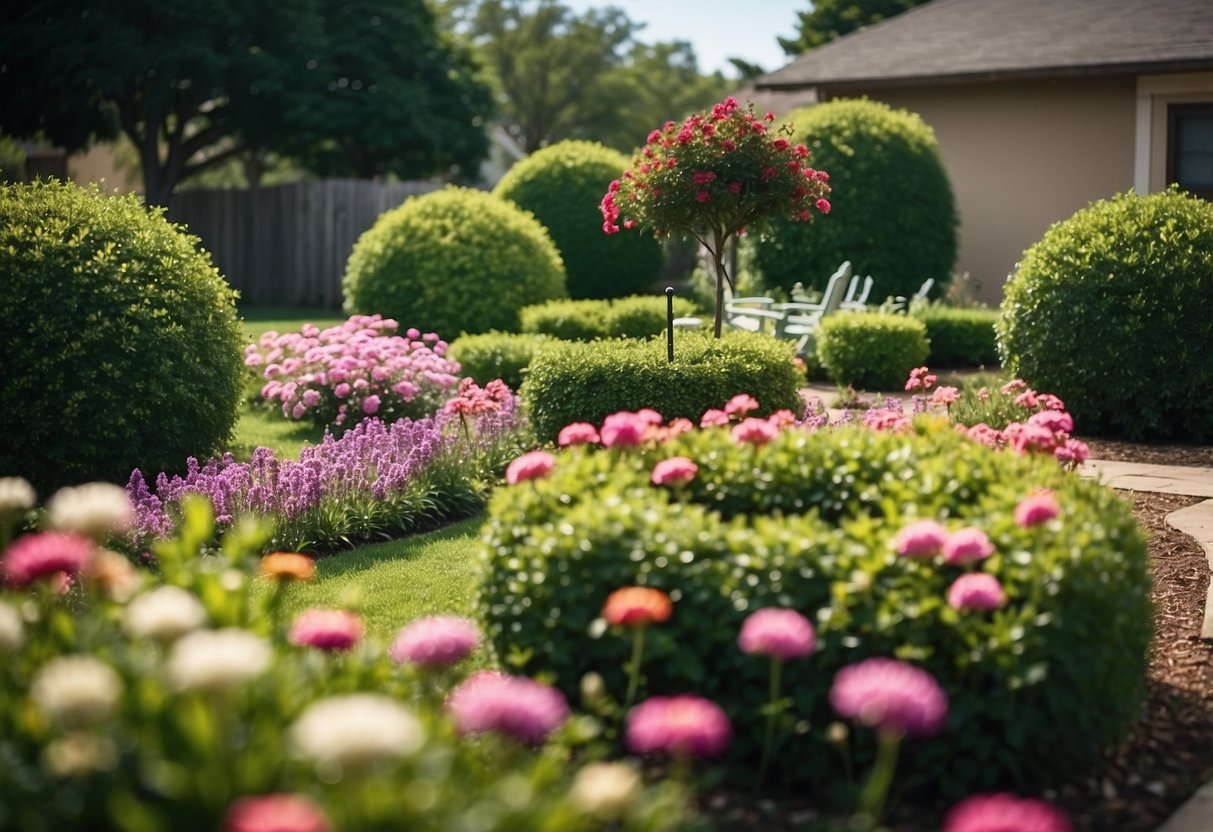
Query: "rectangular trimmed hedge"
520 295 698 341
915 306 1000 367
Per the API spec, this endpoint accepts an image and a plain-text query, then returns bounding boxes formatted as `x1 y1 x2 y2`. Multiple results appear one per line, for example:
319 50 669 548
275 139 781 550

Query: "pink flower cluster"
446 670 569 744
289 609 364 652
390 615 480 668
626 695 733 758
905 366 937 391
829 657 949 738
601 96 831 238
943 792 1071 832
2 531 94 587
245 315 461 429
738 607 816 660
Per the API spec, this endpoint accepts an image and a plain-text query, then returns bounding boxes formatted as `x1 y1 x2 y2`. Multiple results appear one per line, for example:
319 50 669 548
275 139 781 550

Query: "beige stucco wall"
68 139 142 195
827 76 1138 305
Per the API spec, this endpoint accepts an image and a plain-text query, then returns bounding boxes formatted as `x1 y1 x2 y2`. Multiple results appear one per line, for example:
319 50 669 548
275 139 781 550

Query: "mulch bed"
1081 438 1213 468
700 491 1213 831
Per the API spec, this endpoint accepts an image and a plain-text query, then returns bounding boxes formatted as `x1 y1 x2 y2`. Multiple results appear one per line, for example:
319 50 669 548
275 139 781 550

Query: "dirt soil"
701 490 1213 832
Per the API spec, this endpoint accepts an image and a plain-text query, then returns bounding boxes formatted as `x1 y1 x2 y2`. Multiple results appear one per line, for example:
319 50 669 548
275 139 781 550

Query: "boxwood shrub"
520 295 698 342
520 331 802 443
447 331 553 391
342 186 567 336
998 188 1213 441
816 312 930 390
0 182 245 494
476 417 1150 795
494 140 664 299
755 99 958 299
915 306 1000 367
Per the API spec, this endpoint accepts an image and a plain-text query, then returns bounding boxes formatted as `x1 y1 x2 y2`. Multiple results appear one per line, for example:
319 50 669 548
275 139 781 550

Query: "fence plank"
168 179 440 309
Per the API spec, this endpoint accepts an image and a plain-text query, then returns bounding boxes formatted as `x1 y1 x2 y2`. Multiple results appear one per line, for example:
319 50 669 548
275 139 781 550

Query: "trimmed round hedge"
520 331 802 443
915 306 1000 367
447 331 552 391
998 188 1213 441
755 99 958 299
476 417 1150 794
817 311 930 390
520 295 698 341
0 182 245 493
494 140 664 299
342 186 567 336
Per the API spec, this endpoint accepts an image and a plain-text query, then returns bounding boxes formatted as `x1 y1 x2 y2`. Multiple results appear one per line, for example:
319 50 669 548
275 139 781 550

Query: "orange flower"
603 587 672 628
260 552 316 582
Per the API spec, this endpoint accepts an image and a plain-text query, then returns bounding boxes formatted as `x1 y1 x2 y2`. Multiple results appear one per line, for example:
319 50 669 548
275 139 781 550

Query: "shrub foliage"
915 306 1000 367
520 295 697 342
817 312 930 390
477 417 1150 794
495 140 664 299
755 99 958 299
520 331 802 443
343 186 567 336
448 331 552 391
998 188 1213 441
0 181 244 494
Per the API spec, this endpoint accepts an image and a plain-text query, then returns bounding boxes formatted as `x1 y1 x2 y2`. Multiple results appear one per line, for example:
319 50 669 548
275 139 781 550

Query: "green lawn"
240 306 346 341
262 516 485 642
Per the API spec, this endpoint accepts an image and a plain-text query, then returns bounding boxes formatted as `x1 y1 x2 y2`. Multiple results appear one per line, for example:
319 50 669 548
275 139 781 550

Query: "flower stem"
756 657 783 788
624 626 646 710
855 731 902 830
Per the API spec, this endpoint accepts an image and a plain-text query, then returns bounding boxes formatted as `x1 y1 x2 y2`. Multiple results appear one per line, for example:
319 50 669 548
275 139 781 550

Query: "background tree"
778 0 931 55
0 0 492 204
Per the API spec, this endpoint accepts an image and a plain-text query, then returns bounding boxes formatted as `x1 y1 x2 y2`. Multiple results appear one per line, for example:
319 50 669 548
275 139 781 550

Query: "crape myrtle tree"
0 0 493 205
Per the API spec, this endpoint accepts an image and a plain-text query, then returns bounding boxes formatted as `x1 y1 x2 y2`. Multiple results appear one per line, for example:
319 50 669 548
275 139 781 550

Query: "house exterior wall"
825 76 1137 305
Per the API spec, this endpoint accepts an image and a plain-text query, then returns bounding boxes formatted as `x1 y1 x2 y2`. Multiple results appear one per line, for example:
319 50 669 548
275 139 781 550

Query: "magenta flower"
829 657 948 738
600 412 650 448
2 532 94 587
651 457 698 486
635 408 664 425
724 394 759 416
947 573 1007 612
446 670 569 744
1015 491 1060 527
1027 410 1074 434
732 417 779 446
699 408 730 428
943 528 995 565
1053 438 1089 466
289 609 364 652
558 422 600 447
626 695 733 758
738 608 816 660
361 395 381 415
893 519 949 559
943 792 1071 832
390 615 480 667
506 451 556 485
224 793 331 832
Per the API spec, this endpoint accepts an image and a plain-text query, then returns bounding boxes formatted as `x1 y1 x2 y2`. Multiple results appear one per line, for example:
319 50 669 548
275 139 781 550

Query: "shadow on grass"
311 516 485 580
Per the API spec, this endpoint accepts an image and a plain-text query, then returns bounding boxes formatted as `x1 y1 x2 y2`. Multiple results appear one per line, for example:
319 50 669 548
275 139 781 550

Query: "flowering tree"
600 96 832 337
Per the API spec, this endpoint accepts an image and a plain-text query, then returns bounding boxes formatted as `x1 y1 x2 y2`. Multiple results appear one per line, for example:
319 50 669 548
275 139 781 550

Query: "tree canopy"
0 0 493 204
779 0 932 55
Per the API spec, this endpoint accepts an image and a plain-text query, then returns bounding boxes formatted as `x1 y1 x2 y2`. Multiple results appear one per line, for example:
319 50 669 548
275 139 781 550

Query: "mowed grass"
240 306 346 341
261 516 485 642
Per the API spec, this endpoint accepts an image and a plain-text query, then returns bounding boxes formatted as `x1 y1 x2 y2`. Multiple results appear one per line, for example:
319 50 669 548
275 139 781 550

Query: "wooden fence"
168 179 440 308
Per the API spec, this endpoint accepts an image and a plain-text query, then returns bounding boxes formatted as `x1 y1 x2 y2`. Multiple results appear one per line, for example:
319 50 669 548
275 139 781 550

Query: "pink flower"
943 527 995 565
732 417 779 446
931 386 960 407
1015 491 1060 527
829 657 948 738
947 573 1007 612
999 379 1026 394
967 423 1004 448
600 412 649 448
224 793 331 832
635 408 664 425
361 395 380 415
506 451 556 484
3 532 94 587
1054 438 1089 466
1014 390 1039 410
558 422 600 447
626 695 732 758
699 408 730 428
696 190 710 203
816 198 831 214
651 457 698 486
301 389 321 408
978 387 990 400
1038 393 1066 411
724 393 759 416
767 409 798 428
1004 421 1057 455
1027 410 1074 434
893 520 949 558
390 615 480 667
905 367 937 391
738 608 816 660
446 670 569 744
943 793 1071 832
289 609 364 652
333 382 351 398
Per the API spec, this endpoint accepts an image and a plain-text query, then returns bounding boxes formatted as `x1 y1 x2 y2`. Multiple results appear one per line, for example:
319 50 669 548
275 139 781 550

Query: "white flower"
123 586 207 642
571 761 641 819
0 601 24 651
291 694 425 769
0 477 36 514
41 732 118 777
166 629 271 693
46 483 134 539
31 656 123 727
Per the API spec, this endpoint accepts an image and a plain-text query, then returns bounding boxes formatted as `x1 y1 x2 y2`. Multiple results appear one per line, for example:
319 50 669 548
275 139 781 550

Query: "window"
1167 103 1213 200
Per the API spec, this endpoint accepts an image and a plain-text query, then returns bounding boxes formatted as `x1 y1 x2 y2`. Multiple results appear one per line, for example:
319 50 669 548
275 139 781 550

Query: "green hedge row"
520 295 698 342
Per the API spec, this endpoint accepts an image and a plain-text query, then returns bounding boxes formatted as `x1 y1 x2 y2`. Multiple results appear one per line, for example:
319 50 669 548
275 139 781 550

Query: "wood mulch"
701 478 1213 831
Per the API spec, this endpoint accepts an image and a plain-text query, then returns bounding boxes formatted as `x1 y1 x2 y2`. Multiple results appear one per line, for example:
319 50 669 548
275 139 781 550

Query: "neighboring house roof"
758 0 1213 91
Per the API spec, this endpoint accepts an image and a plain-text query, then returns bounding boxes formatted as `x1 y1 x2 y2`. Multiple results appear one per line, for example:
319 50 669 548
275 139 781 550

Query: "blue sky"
561 0 807 77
